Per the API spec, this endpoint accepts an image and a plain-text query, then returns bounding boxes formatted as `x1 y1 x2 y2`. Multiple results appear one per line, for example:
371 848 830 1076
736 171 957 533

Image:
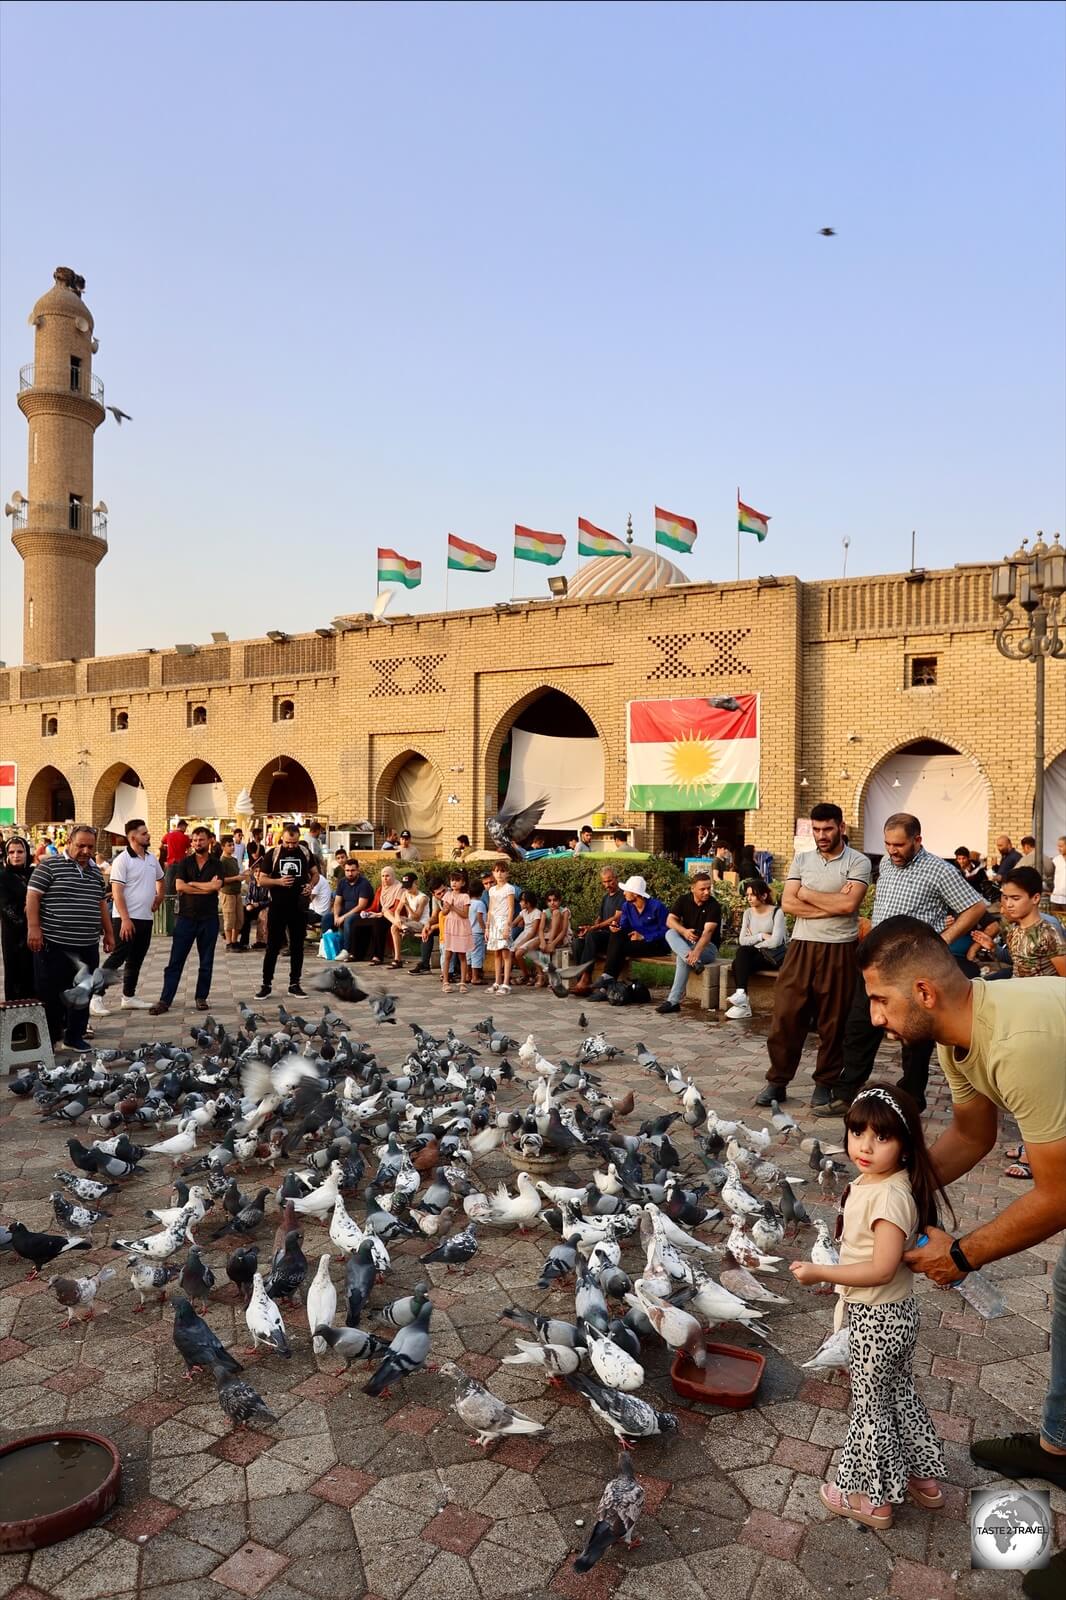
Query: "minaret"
11 267 107 663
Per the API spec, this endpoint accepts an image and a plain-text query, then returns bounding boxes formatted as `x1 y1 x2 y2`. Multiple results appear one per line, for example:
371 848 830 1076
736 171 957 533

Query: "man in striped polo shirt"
26 823 115 1051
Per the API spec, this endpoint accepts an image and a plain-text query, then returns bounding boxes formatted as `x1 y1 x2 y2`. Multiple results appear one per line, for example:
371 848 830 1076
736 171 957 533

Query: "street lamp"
993 533 1066 874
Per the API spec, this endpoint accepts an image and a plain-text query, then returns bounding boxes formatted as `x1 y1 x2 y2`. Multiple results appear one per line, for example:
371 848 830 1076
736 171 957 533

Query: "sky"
0 0 1063 661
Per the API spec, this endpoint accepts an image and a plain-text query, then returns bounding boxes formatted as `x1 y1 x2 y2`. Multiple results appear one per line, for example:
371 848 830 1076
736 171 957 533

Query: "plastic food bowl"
670 1340 766 1408
0 1431 122 1552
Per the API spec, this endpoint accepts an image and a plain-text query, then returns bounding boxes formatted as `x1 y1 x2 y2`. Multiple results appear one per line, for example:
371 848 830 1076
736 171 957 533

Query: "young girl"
485 863 517 993
441 869 473 993
537 889 571 987
790 1083 948 1530
726 881 789 1018
510 889 543 983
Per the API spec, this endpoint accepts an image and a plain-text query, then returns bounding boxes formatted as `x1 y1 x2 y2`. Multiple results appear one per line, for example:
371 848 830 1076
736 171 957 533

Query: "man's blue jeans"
159 914 219 1005
666 928 718 1004
1043 1240 1066 1448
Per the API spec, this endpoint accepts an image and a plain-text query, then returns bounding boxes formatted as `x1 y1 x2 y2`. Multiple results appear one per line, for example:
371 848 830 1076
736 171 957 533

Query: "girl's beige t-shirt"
838 1170 919 1307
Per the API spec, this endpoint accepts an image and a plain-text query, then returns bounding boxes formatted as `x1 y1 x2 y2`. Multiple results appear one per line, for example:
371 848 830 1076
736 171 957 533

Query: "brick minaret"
13 267 107 663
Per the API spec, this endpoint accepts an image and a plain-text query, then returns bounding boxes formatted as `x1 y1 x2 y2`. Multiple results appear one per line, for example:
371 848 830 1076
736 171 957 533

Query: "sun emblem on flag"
665 733 718 793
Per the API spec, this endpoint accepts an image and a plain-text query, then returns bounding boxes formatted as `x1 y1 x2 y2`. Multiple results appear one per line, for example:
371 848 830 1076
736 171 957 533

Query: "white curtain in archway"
104 781 149 837
503 729 605 831
1044 754 1066 842
386 757 442 854
187 781 229 816
862 754 989 857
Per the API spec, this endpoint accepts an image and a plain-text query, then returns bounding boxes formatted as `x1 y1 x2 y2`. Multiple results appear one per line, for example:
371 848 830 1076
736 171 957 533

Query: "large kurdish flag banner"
626 695 760 811
0 762 15 826
377 548 422 589
514 525 565 565
447 533 497 572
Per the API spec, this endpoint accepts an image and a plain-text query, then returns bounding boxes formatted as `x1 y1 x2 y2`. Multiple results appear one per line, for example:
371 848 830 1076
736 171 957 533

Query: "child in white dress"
485 862 517 993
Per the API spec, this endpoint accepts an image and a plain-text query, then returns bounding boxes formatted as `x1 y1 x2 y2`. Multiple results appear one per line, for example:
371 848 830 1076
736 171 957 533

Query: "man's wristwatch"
949 1238 975 1276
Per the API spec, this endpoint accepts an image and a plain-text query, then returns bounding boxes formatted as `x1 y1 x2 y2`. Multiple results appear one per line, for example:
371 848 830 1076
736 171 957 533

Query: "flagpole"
736 488 741 582
444 536 450 616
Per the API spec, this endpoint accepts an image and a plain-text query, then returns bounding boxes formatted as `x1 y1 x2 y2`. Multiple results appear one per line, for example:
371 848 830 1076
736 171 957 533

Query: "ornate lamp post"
992 533 1066 874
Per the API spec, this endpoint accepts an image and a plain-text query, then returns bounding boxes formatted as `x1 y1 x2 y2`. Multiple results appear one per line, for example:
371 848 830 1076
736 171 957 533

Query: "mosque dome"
567 542 691 599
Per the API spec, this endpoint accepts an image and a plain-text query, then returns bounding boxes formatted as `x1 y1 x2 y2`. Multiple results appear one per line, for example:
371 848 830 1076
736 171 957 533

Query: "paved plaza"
0 943 1061 1600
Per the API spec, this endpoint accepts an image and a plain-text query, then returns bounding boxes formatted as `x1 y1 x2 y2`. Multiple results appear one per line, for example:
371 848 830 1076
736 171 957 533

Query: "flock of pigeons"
2 994 847 1574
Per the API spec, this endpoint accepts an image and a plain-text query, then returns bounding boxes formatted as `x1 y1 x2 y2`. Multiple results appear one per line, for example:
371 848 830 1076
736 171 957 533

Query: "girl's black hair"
743 878 773 904
449 868 468 891
844 1081 955 1232
520 888 538 907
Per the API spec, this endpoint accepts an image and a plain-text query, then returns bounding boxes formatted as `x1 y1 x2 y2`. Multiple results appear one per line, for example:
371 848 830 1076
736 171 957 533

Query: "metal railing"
19 362 104 407
8 501 108 544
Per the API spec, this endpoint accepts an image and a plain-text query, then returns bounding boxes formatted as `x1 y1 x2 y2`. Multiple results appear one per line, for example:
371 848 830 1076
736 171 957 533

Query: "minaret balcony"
10 500 107 544
19 362 104 409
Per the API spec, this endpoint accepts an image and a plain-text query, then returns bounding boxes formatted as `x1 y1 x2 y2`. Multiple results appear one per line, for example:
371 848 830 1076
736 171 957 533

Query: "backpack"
606 979 651 1007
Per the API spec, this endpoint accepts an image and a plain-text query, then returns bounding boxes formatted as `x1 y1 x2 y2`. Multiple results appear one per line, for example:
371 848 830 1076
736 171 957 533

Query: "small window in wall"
33 431 38 465
908 655 938 688
28 598 34 631
70 355 82 392
111 708 129 732
42 714 58 737
69 493 82 532
188 703 208 727
274 696 295 722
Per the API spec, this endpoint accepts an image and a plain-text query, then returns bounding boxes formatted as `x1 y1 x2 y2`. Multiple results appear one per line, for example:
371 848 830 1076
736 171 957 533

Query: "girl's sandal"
459 983 468 994
818 1482 893 1529
1004 1143 1026 1161
906 1477 945 1509
388 960 403 969
1004 1161 1033 1180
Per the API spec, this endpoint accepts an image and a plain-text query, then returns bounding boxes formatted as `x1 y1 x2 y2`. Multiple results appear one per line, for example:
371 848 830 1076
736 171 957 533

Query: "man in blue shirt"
597 874 669 984
331 858 373 960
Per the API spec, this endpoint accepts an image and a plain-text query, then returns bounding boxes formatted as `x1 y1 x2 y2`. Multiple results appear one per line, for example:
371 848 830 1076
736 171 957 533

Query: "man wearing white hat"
592 874 670 990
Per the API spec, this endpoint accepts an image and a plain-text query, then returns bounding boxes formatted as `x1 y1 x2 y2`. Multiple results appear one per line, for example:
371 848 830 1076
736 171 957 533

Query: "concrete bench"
629 954 721 1011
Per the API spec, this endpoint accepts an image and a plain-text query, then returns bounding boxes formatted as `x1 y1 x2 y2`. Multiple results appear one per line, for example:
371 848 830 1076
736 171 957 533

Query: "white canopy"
862 753 989 858
187 781 229 816
104 780 149 837
502 728 605 832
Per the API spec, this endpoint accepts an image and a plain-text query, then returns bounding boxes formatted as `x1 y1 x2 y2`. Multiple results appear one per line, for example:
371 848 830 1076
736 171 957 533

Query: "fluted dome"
567 543 690 599
30 268 93 331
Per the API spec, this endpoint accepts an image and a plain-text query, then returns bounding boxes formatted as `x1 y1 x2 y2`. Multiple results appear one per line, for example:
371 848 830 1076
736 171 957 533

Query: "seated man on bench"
657 871 722 1014
591 875 669 994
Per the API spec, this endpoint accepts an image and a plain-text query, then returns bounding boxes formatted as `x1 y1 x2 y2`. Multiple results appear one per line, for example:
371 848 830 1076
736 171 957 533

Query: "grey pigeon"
363 1297 433 1397
376 1282 431 1329
439 1360 545 1448
172 1293 243 1379
565 1372 678 1446
420 1221 477 1270
60 956 122 1008
129 1259 180 1309
574 1450 645 1570
210 1361 278 1428
106 405 132 424
313 1324 390 1367
179 1245 216 1308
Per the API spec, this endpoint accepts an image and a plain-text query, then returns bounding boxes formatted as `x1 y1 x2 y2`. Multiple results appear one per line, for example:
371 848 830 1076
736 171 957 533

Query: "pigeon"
369 993 398 1025
770 1100 799 1140
818 226 836 236
106 405 133 424
172 1293 243 1379
50 1191 108 1231
210 1362 278 1428
180 1245 216 1308
129 1259 180 1309
564 1372 678 1447
500 1306 587 1350
8 1222 91 1278
265 1229 307 1303
375 1282 431 1330
802 1324 850 1373
725 1215 781 1273
114 1208 194 1260
313 1324 389 1367
626 1282 706 1367
779 1178 810 1236
363 1297 433 1397
583 1323 644 1391
344 1239 378 1326
245 1271 291 1357
501 1338 581 1380
537 1235 578 1290
142 1127 199 1167
574 1451 645 1571
210 1188 270 1241
439 1360 546 1448
60 957 122 1008
719 1265 789 1305
290 1162 343 1220
307 1254 337 1353
225 1245 259 1307
721 1161 762 1216
67 1137 141 1180
49 1265 116 1327
811 1219 840 1274
420 1221 478 1271
53 1171 118 1204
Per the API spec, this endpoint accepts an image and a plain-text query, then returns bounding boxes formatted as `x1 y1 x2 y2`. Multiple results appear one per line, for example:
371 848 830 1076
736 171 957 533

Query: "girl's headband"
850 1086 908 1128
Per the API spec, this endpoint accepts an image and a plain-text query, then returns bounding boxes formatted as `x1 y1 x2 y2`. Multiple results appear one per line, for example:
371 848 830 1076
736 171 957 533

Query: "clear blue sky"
1 0 1063 660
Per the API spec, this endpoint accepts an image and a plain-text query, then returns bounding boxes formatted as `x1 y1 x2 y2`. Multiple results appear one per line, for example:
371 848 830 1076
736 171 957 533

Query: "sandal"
906 1476 945 1509
459 983 468 993
818 1482 893 1529
1005 1144 1026 1162
388 960 403 969
1005 1161 1033 1180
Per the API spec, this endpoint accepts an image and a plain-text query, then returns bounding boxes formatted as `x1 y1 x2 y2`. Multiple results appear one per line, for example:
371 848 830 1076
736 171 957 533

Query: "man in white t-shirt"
98 817 164 1011
1050 835 1066 923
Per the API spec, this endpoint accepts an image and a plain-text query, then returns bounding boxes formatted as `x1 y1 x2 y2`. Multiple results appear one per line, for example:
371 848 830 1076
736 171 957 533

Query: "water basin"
0 1432 121 1551
671 1339 765 1408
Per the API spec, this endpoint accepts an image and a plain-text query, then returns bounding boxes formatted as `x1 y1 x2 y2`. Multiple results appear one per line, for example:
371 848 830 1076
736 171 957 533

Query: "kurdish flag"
655 506 697 555
514 525 566 566
738 498 770 542
626 694 760 811
377 548 422 589
447 533 497 572
577 517 631 558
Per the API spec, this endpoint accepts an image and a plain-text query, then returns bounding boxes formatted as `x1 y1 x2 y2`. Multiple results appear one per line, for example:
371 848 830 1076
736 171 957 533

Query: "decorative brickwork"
368 655 448 697
243 636 335 679
161 647 230 686
646 629 752 679
87 656 151 693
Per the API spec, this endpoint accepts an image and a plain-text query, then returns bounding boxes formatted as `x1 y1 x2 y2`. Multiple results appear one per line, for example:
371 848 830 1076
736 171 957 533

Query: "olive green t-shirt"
937 977 1066 1146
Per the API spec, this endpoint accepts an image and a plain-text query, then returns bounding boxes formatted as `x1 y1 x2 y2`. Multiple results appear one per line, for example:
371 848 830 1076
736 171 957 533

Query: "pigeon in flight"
106 405 132 424
818 226 836 236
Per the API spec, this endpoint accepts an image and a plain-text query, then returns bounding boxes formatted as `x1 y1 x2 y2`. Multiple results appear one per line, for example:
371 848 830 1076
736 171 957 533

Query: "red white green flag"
738 498 770 542
626 694 760 811
577 518 631 558
447 533 497 572
514 525 565 566
654 506 697 554
377 548 422 589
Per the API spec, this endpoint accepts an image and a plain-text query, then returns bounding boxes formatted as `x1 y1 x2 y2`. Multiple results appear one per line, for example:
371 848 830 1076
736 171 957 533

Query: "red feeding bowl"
0 1431 122 1552
670 1339 766 1408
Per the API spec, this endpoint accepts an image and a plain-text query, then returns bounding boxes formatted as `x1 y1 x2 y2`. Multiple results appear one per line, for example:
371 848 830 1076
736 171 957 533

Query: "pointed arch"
856 736 991 858
166 760 226 821
375 748 444 855
24 763 77 827
92 763 147 838
249 756 319 816
482 685 606 840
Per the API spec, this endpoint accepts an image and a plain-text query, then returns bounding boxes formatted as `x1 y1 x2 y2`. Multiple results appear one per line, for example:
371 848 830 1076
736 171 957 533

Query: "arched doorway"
377 751 443 857
490 688 605 842
24 764 76 827
1044 751 1066 845
250 757 318 816
166 761 228 823
92 764 148 842
859 740 990 859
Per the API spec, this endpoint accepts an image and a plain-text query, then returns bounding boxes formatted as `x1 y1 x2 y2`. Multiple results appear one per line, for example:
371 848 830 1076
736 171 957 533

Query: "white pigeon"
811 1219 840 1272
588 1239 622 1273
721 1161 763 1217
462 1190 493 1222
307 1254 337 1355
145 1185 210 1228
645 1203 720 1260
245 1271 291 1356
688 1262 766 1333
483 1172 541 1229
501 1339 581 1379
802 1324 850 1373
584 1323 645 1391
594 1163 624 1197
536 1180 590 1207
114 1206 195 1260
291 1161 344 1219
141 1127 198 1166
725 1214 781 1273
469 1125 504 1159
518 1034 538 1067
706 1111 740 1141
170 1099 217 1132
329 1195 390 1272
640 1210 694 1287
736 1121 773 1154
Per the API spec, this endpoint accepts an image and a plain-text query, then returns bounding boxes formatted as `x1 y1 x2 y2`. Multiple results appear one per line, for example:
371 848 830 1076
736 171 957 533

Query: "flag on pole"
654 506 697 554
577 518 631 558
514 525 566 566
626 695 760 810
377 548 422 589
738 498 770 542
447 533 497 572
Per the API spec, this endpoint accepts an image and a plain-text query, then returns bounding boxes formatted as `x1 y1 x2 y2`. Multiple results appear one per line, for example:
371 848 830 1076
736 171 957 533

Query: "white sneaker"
89 996 109 1017
726 988 746 1006
725 999 753 1019
338 952 352 962
120 995 151 1010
